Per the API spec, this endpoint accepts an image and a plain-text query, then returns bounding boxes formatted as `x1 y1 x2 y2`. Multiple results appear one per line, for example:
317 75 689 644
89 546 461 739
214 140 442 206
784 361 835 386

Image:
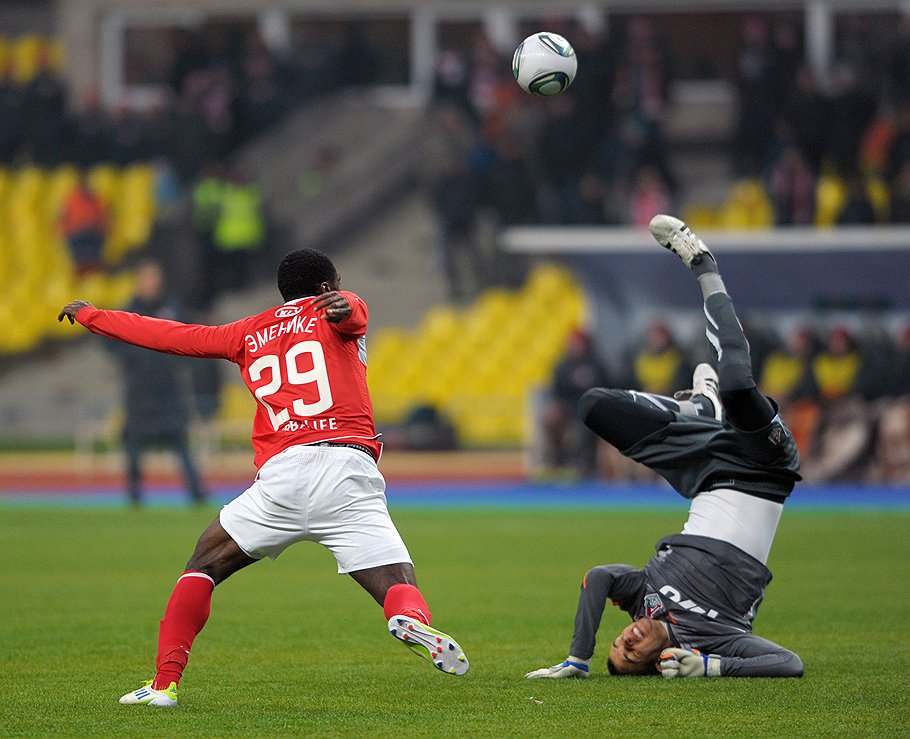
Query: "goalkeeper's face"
608 618 670 675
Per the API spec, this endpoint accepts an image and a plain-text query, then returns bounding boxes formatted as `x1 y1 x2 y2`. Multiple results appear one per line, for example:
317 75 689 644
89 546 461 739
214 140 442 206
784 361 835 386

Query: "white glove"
659 648 722 678
525 657 590 679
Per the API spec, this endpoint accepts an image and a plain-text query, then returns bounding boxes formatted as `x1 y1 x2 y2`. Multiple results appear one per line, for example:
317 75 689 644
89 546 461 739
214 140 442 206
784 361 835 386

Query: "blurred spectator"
541 329 610 478
190 161 227 309
287 25 344 102
537 94 593 223
812 326 863 403
573 172 608 225
60 172 108 276
417 104 483 302
104 260 206 504
732 16 777 176
825 63 877 176
484 135 538 225
211 167 267 293
629 320 691 396
768 146 816 225
68 89 110 166
836 172 877 225
891 323 910 396
21 43 66 165
400 404 458 451
628 165 673 226
432 48 475 120
758 324 821 457
885 102 910 183
801 323 884 482
890 161 910 222
189 313 225 462
109 103 150 165
0 57 24 163
759 325 819 402
891 14 910 103
235 35 285 146
780 65 826 172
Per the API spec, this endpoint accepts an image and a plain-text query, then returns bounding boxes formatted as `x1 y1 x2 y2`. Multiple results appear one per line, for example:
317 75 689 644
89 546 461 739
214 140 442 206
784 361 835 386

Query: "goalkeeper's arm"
660 636 803 678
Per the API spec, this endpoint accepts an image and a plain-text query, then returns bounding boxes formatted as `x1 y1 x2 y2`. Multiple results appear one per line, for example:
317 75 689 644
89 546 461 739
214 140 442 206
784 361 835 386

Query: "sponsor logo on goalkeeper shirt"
644 592 665 618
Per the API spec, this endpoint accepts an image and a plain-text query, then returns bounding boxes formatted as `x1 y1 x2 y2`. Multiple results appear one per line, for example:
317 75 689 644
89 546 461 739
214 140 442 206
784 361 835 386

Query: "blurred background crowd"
0 1 908 489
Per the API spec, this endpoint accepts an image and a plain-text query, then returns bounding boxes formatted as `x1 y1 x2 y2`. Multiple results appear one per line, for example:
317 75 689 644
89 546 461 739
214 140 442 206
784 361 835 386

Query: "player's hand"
311 291 351 323
524 658 590 679
57 300 93 324
659 648 721 678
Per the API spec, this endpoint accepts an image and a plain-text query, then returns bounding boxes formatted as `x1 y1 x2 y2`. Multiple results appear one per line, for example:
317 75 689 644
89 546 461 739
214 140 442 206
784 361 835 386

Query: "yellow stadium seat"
866 175 890 222
12 35 43 84
815 174 846 227
219 383 256 422
681 204 718 230
88 165 119 206
716 179 774 229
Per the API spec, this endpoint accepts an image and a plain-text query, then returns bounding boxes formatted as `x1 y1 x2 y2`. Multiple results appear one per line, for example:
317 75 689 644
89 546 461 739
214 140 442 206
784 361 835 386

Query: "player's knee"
785 652 804 678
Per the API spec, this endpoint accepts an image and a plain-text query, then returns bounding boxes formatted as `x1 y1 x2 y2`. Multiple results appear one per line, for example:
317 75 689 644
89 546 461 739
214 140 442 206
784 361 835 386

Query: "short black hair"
277 248 338 301
607 655 660 676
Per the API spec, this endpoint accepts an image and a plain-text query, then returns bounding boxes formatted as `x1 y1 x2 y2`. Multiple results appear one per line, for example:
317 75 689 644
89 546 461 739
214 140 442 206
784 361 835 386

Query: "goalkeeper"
526 215 804 680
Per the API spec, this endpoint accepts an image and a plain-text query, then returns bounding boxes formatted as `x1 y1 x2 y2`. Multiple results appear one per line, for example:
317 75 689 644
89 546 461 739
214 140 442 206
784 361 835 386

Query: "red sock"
152 571 215 690
383 583 432 626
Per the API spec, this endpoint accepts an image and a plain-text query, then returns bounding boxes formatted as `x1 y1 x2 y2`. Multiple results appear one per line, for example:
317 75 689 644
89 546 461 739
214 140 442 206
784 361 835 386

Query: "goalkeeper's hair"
277 248 338 301
607 656 660 676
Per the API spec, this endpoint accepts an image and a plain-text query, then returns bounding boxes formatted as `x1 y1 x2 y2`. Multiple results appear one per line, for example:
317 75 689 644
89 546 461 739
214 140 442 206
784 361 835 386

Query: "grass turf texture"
1 506 908 737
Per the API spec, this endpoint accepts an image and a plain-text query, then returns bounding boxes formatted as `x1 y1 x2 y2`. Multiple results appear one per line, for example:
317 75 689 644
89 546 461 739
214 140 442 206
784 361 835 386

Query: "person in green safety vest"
191 162 227 310
212 166 266 293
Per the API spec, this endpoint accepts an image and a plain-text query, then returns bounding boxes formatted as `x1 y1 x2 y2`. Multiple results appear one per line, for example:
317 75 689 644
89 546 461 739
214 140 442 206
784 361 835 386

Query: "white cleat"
675 363 722 421
119 680 178 707
388 615 469 676
525 657 590 679
649 214 715 269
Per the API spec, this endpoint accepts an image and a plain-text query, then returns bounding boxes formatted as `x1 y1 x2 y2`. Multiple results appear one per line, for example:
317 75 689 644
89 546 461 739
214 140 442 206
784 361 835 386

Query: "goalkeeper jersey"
75 292 381 469
571 534 803 677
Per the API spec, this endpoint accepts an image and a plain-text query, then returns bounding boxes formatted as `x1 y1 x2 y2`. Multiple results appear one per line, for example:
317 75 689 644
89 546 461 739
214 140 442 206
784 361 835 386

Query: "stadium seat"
0 164 149 356
368 264 586 447
815 174 846 227
716 179 774 229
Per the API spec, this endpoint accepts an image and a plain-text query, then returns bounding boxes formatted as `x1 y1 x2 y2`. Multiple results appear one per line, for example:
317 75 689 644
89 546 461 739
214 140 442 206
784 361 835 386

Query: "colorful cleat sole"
388 615 469 676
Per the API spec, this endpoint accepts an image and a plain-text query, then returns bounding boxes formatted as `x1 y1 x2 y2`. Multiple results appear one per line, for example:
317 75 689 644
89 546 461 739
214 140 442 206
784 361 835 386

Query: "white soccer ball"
512 32 577 96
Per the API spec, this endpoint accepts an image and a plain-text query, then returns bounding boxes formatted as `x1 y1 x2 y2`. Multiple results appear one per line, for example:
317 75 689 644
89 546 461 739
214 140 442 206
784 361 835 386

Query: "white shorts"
220 444 412 573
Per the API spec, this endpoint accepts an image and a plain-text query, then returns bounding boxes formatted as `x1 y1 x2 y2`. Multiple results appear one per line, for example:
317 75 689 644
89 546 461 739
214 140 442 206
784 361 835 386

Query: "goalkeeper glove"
525 656 590 679
659 648 722 678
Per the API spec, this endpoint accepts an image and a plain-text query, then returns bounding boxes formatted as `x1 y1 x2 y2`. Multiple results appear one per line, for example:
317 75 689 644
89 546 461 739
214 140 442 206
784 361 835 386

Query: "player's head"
606 618 668 676
277 248 340 301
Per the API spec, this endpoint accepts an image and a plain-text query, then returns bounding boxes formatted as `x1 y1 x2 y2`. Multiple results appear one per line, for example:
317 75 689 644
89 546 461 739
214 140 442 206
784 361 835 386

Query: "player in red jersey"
59 248 468 707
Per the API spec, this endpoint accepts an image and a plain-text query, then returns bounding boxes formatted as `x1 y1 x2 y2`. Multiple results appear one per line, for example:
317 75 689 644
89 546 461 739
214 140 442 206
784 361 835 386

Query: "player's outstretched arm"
661 637 804 678
525 657 590 679
58 300 93 324
58 301 238 360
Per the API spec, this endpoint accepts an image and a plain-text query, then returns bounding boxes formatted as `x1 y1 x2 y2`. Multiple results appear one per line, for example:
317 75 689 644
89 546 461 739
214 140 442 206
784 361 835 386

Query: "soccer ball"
512 32 577 96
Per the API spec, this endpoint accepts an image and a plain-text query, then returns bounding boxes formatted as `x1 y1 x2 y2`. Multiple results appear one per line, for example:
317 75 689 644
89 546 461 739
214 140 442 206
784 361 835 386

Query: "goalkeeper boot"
119 679 178 707
674 363 723 421
649 214 716 271
525 657 590 679
388 615 469 675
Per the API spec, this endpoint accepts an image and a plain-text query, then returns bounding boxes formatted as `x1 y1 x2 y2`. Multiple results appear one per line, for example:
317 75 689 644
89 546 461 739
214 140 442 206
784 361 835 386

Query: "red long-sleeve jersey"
75 291 381 469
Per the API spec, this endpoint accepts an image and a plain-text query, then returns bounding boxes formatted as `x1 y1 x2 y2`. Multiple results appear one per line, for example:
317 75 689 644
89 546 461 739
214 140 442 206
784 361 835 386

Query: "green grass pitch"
1 505 908 737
